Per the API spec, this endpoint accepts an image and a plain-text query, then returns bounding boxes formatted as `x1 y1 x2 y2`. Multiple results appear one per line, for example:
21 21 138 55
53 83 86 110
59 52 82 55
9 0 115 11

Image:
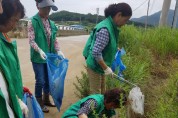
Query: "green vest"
62 94 115 118
62 94 104 118
0 89 10 118
30 13 58 63
0 33 23 118
83 16 119 74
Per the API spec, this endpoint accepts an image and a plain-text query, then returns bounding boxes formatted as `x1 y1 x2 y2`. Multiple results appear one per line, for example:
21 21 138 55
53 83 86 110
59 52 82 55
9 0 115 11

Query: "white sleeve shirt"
0 71 15 118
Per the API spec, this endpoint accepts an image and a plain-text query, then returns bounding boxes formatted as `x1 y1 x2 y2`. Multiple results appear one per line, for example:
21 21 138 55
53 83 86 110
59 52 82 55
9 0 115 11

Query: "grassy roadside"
74 25 178 117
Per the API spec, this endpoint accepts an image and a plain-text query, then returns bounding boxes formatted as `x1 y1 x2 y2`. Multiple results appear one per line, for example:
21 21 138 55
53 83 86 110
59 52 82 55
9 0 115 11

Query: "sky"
20 0 177 18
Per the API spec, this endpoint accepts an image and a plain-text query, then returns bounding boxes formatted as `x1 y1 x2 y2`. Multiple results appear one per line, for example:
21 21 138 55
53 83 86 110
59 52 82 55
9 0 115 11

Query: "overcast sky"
20 0 176 18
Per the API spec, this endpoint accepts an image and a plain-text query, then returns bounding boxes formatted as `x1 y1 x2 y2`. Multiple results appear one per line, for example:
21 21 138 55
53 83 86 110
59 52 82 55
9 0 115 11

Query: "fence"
8 25 88 38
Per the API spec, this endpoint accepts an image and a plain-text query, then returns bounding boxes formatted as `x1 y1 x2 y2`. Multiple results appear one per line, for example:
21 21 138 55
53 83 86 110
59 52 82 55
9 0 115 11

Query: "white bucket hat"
38 0 58 11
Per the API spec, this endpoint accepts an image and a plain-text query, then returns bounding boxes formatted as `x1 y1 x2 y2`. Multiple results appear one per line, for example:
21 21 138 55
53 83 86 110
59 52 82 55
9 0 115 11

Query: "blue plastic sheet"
111 48 126 77
23 93 44 118
46 53 69 111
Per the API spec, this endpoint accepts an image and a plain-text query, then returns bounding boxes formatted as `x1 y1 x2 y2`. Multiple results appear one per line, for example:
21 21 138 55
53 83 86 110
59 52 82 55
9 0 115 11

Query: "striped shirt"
92 28 109 62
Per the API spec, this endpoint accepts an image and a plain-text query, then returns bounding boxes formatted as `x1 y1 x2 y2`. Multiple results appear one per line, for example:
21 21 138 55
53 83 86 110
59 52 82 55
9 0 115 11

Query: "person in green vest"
83 3 132 94
28 0 65 113
62 88 127 118
0 0 29 118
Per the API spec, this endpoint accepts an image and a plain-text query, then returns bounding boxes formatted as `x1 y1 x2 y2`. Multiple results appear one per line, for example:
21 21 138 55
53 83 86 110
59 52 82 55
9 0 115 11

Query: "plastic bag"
23 93 44 118
111 48 126 77
128 87 144 115
46 53 69 111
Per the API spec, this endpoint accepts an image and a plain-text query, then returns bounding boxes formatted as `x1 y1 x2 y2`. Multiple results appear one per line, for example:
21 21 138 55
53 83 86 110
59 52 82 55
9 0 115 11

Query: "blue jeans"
32 62 49 98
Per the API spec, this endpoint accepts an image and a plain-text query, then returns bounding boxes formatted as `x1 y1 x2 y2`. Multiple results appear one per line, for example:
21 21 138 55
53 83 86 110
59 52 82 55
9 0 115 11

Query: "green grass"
74 25 178 118
147 69 178 118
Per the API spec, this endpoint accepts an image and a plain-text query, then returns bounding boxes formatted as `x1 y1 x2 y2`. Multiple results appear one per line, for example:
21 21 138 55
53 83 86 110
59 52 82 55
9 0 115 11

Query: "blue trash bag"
23 93 44 118
46 53 69 111
111 48 126 77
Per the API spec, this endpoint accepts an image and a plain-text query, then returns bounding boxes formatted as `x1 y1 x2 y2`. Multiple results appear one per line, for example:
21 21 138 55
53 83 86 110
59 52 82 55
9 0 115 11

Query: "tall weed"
74 25 178 118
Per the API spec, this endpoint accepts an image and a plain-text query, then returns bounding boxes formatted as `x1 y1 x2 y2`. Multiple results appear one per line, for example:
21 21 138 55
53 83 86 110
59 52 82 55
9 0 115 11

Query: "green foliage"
49 10 105 24
73 71 90 98
120 26 178 59
74 26 178 117
143 27 178 58
119 25 152 85
148 72 178 118
49 11 148 32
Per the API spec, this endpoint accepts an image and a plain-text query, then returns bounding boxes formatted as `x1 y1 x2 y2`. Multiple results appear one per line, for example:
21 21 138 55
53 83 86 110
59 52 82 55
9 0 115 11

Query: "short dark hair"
0 0 25 25
35 0 55 3
104 3 132 18
35 0 43 3
104 88 127 108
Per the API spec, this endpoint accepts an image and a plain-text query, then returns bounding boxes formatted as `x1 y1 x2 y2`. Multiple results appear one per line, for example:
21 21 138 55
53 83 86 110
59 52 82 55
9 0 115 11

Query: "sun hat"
38 0 58 11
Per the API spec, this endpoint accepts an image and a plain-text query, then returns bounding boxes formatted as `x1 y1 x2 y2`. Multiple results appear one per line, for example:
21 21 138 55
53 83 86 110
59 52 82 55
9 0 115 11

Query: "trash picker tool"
113 73 137 87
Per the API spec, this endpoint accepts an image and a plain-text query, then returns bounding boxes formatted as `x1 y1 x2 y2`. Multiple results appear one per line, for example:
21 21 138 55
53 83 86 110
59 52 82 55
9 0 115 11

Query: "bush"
73 71 90 99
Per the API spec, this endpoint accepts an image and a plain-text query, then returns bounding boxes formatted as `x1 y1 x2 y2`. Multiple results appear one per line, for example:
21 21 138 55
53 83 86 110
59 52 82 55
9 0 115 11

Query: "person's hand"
39 49 47 60
57 50 65 58
23 86 32 96
104 67 113 75
18 98 28 118
78 113 88 118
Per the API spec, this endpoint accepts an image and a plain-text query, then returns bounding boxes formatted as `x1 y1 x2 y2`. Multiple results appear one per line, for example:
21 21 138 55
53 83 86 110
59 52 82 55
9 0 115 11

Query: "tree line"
49 10 152 28
49 10 105 24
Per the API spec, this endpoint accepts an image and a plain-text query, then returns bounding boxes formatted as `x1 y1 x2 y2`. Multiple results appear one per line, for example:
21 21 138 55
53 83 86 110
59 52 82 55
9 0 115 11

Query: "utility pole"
172 0 178 28
96 8 99 24
145 0 151 30
159 0 172 27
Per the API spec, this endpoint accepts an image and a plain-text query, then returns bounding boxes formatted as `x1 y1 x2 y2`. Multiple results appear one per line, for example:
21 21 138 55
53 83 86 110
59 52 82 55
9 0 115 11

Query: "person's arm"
92 28 113 75
0 71 15 117
54 39 60 52
27 20 40 52
16 95 28 117
28 20 47 60
55 39 65 58
77 99 98 117
92 28 109 70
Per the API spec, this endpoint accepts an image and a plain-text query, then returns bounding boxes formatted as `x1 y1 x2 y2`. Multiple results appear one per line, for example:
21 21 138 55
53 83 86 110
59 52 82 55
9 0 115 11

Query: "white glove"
18 98 28 118
39 49 47 60
58 50 65 58
104 67 113 75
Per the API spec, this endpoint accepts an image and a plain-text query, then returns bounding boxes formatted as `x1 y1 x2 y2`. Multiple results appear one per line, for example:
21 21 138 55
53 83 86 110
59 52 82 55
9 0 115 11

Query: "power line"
133 0 149 11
